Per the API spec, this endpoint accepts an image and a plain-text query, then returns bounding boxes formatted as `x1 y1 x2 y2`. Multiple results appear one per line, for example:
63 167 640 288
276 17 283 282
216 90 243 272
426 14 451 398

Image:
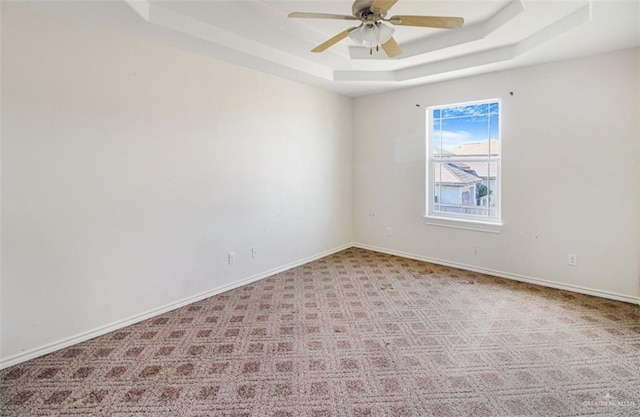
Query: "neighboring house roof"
439 139 499 179
449 139 500 157
434 163 483 186
432 146 455 157
463 161 498 179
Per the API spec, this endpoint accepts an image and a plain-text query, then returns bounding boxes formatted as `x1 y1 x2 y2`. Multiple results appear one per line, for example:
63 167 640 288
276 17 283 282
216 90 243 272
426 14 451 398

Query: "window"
426 99 501 232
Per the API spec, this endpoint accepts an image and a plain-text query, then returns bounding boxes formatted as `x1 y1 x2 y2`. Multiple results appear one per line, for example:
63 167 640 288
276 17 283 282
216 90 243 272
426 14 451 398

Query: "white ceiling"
16 0 640 96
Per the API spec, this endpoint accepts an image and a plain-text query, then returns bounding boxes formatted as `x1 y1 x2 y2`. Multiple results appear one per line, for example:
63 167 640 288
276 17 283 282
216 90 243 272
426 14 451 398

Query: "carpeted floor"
1 248 639 416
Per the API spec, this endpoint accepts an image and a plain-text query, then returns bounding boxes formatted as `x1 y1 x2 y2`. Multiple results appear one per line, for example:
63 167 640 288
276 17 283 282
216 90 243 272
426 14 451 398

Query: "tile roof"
463 161 498 179
434 163 483 186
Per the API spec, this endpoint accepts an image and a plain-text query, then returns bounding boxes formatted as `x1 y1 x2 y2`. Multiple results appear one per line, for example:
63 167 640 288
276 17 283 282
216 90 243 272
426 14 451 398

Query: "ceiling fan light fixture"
349 22 375 45
376 22 395 44
349 22 394 51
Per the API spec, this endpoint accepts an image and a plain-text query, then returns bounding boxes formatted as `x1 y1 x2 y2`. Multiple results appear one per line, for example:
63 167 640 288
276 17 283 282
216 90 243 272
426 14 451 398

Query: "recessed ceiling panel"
16 0 640 96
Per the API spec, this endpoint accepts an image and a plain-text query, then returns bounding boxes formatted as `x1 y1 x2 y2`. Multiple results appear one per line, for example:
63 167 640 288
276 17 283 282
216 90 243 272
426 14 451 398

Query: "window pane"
431 102 500 159
431 117 443 158
463 161 498 215
432 162 443 214
489 113 499 157
487 161 499 218
432 162 490 216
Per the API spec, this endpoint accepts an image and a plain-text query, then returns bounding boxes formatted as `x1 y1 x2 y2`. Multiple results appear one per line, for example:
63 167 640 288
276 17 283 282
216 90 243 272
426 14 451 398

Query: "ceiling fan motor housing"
352 0 381 19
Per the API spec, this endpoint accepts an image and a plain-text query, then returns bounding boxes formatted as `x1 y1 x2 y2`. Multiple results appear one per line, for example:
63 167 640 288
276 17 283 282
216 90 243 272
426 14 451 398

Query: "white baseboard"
353 242 640 305
4 241 637 370
0 243 353 370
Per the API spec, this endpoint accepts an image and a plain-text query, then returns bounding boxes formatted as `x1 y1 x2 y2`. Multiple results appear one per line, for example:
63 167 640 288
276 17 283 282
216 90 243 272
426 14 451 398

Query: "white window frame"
425 98 503 233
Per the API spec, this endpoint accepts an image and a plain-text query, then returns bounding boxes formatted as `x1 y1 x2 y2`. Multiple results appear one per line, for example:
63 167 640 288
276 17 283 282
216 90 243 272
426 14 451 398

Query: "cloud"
443 104 488 118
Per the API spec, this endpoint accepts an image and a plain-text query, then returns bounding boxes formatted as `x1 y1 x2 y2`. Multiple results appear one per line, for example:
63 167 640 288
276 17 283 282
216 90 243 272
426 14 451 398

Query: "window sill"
424 216 503 233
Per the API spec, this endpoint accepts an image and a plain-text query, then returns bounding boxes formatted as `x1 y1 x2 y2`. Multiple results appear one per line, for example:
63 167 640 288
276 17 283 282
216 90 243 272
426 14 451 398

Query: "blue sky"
432 102 499 151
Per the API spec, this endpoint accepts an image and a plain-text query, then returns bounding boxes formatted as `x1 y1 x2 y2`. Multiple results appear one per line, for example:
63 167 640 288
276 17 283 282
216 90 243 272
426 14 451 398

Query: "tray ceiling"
14 1 640 96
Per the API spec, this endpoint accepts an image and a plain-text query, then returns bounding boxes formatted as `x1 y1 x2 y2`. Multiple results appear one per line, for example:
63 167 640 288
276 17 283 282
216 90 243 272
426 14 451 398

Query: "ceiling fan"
288 0 464 58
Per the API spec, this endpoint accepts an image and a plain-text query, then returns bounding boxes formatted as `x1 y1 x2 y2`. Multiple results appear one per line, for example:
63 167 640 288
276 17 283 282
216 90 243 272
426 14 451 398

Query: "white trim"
353 242 640 305
0 243 352 370
426 98 502 226
424 215 503 233
123 0 150 21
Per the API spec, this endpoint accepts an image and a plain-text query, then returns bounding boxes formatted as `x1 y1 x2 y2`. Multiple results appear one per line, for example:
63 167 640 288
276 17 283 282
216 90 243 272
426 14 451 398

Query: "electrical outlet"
228 252 236 265
251 247 258 259
386 227 393 237
568 253 577 266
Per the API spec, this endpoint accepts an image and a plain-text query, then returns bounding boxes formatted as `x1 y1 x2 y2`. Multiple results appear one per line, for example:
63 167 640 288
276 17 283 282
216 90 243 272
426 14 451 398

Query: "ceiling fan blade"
381 37 402 58
389 15 464 29
288 12 359 21
311 27 357 53
371 0 399 14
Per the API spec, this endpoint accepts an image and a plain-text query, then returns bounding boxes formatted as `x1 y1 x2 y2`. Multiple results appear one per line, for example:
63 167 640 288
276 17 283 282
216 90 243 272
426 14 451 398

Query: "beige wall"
1 6 353 364
353 47 640 302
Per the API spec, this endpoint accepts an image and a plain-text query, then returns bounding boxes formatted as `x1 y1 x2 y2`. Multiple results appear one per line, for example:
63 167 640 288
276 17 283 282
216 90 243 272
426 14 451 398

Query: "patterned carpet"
1 248 639 417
